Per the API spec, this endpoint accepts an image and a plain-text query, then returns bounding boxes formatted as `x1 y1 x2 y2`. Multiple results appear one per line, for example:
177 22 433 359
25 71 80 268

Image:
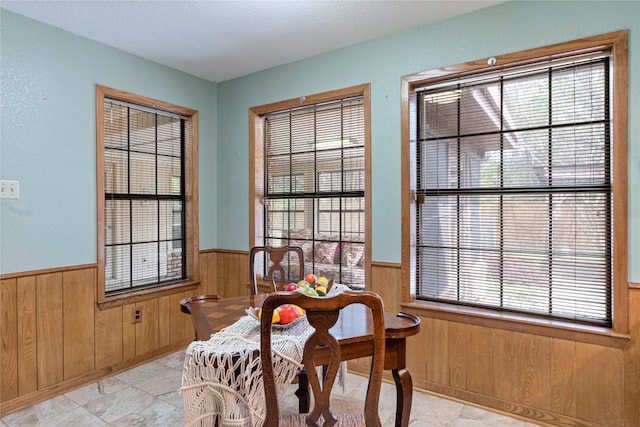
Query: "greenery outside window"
250 84 371 289
402 32 628 340
96 86 199 306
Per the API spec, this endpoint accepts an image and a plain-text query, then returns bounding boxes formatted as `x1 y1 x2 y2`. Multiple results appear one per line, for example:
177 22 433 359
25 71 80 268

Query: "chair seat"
279 413 366 427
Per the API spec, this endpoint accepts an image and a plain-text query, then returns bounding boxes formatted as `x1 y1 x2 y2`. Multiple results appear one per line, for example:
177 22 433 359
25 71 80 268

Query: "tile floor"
0 349 540 426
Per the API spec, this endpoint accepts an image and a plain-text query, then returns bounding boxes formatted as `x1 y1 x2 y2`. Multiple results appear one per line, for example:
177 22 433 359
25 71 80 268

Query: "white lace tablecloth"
181 284 350 427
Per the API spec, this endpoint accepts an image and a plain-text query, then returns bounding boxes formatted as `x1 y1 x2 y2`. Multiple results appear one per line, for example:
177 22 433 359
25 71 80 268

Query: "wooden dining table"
180 292 421 427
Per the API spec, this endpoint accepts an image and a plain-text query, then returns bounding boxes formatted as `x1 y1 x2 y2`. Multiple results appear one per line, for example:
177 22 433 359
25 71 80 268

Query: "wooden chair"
260 290 385 427
249 245 305 294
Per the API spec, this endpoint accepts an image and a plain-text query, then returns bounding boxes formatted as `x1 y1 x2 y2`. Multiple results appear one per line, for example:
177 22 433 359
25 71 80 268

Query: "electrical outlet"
0 180 19 199
132 307 143 324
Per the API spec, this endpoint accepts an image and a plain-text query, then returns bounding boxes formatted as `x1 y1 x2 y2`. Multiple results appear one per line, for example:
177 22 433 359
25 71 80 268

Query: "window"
402 32 628 335
250 85 370 289
96 86 199 305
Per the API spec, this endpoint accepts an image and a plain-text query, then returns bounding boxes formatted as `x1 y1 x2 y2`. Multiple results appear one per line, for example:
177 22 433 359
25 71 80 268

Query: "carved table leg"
392 367 413 427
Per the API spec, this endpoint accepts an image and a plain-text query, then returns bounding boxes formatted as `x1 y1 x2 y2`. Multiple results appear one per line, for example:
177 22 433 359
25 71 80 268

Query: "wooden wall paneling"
551 338 575 417
464 324 493 396
447 321 466 389
35 273 63 389
0 278 18 402
135 299 159 356
159 291 193 347
94 305 123 369
425 317 449 385
371 263 400 313
122 302 136 361
62 268 95 380
624 288 640 426
574 342 624 426
405 318 427 382
158 294 171 348
16 276 37 396
218 252 248 298
493 331 553 410
198 251 215 296
491 329 514 403
510 332 552 411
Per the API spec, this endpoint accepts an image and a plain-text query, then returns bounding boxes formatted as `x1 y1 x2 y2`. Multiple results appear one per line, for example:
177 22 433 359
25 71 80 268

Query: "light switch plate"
0 180 20 199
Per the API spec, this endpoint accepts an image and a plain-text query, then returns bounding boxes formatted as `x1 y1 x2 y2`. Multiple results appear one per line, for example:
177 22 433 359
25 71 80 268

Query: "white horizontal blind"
103 99 186 294
414 57 612 325
263 97 366 288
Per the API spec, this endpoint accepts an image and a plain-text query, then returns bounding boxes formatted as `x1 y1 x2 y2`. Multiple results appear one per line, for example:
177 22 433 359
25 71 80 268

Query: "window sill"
98 280 200 310
400 300 630 349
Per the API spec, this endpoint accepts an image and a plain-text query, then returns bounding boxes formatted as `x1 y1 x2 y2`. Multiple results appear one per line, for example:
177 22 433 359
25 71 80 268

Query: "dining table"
180 291 421 427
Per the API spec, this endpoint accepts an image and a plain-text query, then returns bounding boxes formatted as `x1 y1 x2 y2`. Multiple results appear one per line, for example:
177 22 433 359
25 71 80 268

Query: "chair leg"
295 369 310 413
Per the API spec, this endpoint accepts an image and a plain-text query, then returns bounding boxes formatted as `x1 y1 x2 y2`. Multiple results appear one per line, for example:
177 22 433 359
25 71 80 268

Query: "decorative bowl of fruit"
246 303 306 328
247 275 334 327
284 274 333 297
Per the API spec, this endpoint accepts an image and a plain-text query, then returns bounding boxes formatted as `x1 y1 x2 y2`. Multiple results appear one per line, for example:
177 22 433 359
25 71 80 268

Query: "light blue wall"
0 9 218 274
216 0 640 282
2 1 638 282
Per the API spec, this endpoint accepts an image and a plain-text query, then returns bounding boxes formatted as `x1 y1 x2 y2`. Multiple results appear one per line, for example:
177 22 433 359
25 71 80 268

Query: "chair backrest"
249 246 305 294
260 290 385 427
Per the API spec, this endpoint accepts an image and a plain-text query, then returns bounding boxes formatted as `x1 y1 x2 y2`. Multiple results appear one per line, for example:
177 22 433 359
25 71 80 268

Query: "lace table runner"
181 284 350 427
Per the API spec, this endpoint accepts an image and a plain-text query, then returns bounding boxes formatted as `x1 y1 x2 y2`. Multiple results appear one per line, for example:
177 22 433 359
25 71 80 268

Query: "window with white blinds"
262 96 366 288
413 55 613 325
103 98 186 294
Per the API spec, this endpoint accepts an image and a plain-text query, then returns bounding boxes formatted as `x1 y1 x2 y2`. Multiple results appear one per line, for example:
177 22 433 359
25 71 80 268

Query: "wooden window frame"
96 85 199 309
401 31 629 347
249 84 372 289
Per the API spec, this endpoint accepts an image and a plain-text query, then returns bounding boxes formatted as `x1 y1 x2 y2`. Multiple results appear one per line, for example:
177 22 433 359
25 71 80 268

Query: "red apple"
285 283 298 292
278 304 300 325
304 273 317 285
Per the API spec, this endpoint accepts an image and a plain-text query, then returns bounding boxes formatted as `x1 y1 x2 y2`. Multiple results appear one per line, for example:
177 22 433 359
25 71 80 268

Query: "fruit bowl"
245 305 306 329
285 275 333 297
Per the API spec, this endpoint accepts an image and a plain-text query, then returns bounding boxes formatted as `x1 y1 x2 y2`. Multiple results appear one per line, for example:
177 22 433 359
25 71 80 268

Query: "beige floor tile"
0 350 538 426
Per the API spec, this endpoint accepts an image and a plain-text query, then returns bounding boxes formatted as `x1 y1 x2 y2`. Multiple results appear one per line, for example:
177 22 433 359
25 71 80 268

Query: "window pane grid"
263 97 365 288
415 57 612 325
104 100 185 294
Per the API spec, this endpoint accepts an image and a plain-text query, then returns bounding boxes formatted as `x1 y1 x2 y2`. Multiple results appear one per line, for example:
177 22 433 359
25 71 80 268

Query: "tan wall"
2 253 639 426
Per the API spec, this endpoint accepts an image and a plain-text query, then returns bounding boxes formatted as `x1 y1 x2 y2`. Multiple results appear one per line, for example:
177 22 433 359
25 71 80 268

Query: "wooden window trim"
249 84 372 288
400 31 629 346
96 85 200 309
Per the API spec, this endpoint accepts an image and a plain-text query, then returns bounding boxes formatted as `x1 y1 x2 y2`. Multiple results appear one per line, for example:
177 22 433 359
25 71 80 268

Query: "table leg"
392 367 413 427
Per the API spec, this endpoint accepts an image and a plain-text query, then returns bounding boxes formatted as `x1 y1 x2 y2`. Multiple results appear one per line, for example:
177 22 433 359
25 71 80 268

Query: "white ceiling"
1 0 503 83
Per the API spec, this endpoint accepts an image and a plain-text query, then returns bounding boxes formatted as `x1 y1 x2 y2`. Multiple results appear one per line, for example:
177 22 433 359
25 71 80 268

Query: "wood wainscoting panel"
551 338 576 417
574 343 624 425
159 290 195 346
424 317 449 385
199 250 219 296
0 278 18 401
448 321 466 389
35 273 64 389
63 268 96 380
405 316 427 382
625 288 640 426
134 298 159 357
0 263 197 416
95 304 123 369
494 331 552 411
122 302 137 362
217 251 250 298
16 277 37 396
370 262 400 313
465 324 494 396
